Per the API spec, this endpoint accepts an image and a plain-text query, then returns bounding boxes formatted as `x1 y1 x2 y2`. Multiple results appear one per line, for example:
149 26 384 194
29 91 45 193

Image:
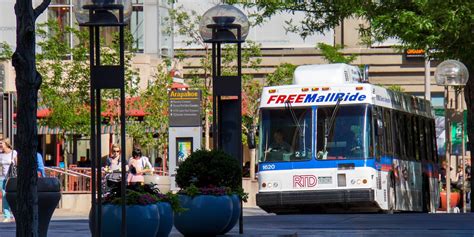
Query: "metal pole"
89 22 98 237
119 7 127 237
461 89 466 213
424 53 431 101
445 86 451 213
212 42 217 150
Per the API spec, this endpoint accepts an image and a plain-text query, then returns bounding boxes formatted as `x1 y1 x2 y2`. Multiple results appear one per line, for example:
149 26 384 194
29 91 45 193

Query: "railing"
44 166 168 193
45 167 91 193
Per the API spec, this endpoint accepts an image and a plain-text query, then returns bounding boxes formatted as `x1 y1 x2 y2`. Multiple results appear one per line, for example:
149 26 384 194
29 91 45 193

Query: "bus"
256 64 439 214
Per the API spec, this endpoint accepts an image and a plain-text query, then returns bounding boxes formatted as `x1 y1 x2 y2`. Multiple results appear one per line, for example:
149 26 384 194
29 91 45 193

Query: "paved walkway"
1 209 474 237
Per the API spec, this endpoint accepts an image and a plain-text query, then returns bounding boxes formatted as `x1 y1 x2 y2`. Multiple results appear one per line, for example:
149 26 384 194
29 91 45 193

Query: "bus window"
316 104 371 160
425 118 433 162
383 109 393 156
373 107 385 159
260 108 312 162
418 117 426 161
413 116 420 161
392 111 401 158
431 120 438 163
406 114 414 160
397 112 406 159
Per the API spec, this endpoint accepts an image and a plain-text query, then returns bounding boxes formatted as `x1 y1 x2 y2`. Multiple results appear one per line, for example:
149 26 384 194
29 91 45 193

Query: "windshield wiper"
318 98 342 159
285 100 302 136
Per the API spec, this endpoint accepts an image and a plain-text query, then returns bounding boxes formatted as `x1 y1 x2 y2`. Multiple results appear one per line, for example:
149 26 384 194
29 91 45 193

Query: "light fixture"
199 4 249 42
434 60 469 86
73 0 132 25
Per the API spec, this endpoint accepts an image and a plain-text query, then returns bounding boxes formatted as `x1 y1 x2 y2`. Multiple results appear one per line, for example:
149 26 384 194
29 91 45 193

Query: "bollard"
5 177 61 237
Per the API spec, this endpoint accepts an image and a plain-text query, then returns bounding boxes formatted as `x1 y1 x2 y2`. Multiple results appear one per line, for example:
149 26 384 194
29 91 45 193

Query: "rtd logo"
293 175 317 188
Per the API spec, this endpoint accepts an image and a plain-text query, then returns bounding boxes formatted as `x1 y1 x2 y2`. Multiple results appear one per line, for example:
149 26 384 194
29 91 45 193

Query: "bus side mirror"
247 125 256 149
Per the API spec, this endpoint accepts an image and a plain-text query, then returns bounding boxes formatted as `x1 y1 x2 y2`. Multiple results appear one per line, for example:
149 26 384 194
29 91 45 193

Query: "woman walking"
0 138 17 222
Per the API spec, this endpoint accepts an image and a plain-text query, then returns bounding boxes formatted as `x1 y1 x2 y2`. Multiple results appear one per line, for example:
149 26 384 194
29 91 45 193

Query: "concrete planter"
90 204 161 237
174 194 238 236
156 202 173 237
5 177 61 237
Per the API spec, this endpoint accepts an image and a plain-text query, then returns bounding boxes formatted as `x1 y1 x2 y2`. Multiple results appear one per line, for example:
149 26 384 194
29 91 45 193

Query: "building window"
48 2 73 50
130 0 144 52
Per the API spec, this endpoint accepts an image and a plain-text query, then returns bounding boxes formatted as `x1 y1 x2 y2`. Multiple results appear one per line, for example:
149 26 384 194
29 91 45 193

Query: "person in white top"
0 138 17 222
127 148 153 185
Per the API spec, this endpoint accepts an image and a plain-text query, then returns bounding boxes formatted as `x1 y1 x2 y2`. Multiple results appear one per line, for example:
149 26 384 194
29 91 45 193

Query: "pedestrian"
0 138 17 223
37 151 46 177
127 148 153 185
105 144 122 172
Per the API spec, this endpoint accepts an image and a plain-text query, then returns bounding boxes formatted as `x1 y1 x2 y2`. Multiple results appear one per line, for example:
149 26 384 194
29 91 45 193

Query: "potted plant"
174 150 247 236
440 186 461 211
94 183 180 237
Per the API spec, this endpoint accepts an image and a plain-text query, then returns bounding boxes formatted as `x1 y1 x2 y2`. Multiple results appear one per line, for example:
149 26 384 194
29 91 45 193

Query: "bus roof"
260 64 433 118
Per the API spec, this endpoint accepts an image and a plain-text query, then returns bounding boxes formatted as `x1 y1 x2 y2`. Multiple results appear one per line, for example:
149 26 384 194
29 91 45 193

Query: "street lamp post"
199 4 249 234
435 59 469 213
74 1 131 236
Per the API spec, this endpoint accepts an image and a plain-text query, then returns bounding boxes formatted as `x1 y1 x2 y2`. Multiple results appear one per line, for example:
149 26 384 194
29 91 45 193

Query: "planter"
90 204 160 237
174 194 238 236
220 194 241 234
440 191 461 210
5 177 61 237
156 202 173 237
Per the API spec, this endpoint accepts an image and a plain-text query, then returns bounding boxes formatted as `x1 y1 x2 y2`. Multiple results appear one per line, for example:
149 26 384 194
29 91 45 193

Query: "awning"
14 124 159 135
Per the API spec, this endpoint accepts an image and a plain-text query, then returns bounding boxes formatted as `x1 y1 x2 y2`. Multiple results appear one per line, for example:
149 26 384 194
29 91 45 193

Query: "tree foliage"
127 64 172 155
36 20 140 138
0 42 13 61
265 63 297 87
317 43 357 64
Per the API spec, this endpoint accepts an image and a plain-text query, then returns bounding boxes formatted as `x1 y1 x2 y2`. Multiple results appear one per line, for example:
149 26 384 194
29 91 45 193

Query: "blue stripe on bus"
259 156 395 172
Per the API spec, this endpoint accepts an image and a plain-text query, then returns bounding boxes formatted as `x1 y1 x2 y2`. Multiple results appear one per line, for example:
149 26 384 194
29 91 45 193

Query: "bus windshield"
260 108 312 162
317 104 371 160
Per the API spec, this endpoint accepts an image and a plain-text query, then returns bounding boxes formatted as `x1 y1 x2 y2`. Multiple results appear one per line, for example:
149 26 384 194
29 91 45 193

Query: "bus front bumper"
256 188 376 213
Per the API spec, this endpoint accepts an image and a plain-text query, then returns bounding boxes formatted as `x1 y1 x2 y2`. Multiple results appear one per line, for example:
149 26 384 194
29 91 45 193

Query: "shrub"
175 150 242 192
103 183 181 211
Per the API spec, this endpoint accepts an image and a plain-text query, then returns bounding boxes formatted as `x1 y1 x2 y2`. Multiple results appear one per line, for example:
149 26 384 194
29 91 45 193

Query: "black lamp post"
74 1 131 236
434 60 469 213
199 4 250 234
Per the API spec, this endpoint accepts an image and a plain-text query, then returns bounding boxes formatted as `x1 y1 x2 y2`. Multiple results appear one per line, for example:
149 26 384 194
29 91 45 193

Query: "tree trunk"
12 0 50 236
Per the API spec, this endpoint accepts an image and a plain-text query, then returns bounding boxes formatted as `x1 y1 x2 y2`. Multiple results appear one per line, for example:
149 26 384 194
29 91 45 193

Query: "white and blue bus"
256 64 439 213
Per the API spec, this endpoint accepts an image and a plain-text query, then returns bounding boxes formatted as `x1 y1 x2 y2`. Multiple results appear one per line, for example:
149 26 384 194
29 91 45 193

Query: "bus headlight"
350 178 368 186
261 181 279 189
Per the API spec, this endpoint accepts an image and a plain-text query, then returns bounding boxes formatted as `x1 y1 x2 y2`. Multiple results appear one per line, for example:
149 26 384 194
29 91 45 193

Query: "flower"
102 183 182 210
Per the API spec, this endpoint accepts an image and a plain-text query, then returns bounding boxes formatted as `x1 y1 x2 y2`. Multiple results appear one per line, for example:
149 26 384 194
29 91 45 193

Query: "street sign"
169 90 201 127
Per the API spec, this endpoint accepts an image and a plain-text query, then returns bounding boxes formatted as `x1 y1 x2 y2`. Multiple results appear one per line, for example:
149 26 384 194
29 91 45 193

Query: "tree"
236 0 474 158
317 43 357 64
0 42 13 60
127 64 172 169
12 0 50 236
36 20 140 168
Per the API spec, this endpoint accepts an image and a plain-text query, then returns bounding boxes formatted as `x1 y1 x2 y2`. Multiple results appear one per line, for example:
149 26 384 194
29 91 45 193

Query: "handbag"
7 162 17 178
6 151 17 178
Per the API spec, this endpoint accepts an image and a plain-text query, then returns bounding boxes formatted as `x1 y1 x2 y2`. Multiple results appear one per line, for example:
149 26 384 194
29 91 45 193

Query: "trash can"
6 177 61 237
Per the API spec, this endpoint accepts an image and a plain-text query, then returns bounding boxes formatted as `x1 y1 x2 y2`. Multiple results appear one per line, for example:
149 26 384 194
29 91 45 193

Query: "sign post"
168 90 202 190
